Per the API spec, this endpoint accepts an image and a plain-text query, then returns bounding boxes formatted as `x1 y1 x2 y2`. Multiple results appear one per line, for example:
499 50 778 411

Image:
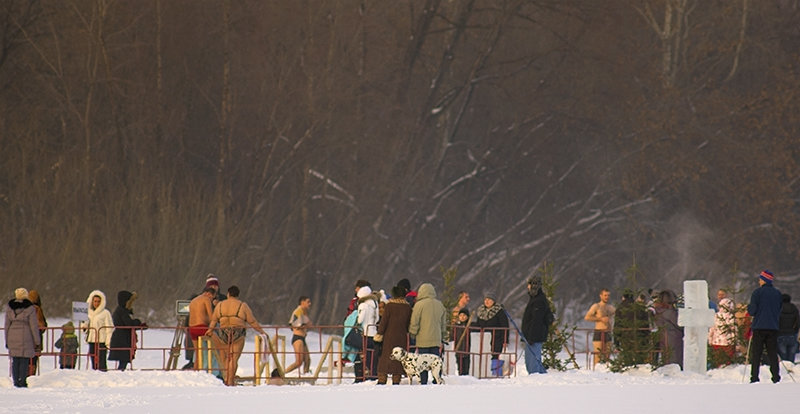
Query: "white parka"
80 290 114 347
708 297 736 347
356 286 380 337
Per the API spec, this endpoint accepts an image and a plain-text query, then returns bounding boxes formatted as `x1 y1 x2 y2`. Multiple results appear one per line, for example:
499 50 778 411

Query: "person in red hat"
747 269 783 383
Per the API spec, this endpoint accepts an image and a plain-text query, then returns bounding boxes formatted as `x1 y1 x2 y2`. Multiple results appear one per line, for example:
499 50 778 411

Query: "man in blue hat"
747 269 783 383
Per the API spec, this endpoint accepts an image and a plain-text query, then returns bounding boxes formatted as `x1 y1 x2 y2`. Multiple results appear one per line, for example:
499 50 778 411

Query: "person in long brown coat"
375 285 412 384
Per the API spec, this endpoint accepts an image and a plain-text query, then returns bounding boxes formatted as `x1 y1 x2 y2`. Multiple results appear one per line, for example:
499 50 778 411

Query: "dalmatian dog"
389 346 445 385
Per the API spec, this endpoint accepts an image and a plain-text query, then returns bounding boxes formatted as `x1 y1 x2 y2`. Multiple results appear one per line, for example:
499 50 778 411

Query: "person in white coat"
356 286 380 380
708 291 736 367
80 290 113 371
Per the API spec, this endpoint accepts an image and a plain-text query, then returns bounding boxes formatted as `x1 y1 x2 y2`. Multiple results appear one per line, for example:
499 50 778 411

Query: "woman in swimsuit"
205 285 267 386
285 296 312 375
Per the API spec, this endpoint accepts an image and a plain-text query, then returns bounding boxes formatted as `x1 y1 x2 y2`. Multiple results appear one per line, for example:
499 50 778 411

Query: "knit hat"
458 308 470 317
484 292 497 301
14 287 28 301
759 269 774 285
62 321 75 334
205 273 219 289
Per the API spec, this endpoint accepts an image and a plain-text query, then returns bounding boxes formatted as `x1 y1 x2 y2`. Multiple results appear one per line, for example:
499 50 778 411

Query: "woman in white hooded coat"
80 290 114 371
355 286 380 380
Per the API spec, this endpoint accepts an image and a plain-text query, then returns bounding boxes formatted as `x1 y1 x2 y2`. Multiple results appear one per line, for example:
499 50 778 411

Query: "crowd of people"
5 269 799 388
585 269 800 384
3 286 148 387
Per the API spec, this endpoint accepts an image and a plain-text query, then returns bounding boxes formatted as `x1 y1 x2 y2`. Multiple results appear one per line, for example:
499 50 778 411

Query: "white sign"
72 301 89 321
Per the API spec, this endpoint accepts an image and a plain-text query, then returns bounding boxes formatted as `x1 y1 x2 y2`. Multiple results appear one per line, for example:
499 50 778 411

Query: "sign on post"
72 301 89 322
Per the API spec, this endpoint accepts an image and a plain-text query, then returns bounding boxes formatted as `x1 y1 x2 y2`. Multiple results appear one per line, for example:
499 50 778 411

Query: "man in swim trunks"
205 285 267 386
584 288 615 367
188 287 215 368
285 296 312 375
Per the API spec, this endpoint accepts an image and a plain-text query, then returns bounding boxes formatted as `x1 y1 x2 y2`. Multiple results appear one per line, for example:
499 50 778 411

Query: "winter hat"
205 273 219 289
458 308 470 318
528 275 542 293
14 287 28 301
759 269 774 285
356 286 372 299
62 321 75 334
484 292 497 302
397 278 411 292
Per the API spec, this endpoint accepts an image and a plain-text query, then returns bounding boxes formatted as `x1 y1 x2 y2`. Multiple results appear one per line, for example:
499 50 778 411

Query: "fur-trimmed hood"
117 290 137 311
358 291 381 306
86 290 109 314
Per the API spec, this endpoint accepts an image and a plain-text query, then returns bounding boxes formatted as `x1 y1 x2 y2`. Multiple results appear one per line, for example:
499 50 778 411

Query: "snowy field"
3 317 800 413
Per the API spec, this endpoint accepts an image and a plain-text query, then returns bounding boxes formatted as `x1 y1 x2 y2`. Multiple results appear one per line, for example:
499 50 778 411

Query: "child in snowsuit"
55 321 79 369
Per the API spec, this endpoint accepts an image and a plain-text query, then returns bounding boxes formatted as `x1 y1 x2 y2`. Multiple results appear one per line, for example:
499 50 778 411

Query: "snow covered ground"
2 317 800 413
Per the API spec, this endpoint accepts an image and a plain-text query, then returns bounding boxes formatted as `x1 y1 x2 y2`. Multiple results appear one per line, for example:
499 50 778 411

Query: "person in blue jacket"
747 269 783 383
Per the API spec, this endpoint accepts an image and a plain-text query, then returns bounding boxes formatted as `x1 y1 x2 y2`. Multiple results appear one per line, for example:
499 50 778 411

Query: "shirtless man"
585 288 616 366
188 287 215 368
285 296 312 375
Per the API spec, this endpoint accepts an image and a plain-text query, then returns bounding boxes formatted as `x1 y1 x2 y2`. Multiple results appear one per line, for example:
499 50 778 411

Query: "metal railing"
1 323 683 383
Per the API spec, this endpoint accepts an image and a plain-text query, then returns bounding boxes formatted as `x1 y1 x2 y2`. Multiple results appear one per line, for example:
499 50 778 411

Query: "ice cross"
676 280 716 374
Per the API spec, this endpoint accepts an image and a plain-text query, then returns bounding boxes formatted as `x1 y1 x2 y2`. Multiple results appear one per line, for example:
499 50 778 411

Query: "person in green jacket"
408 283 448 384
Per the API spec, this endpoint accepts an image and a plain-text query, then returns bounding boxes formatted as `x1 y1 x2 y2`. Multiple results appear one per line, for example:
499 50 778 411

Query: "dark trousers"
416 346 441 384
750 329 780 383
353 337 377 382
364 337 377 379
456 353 470 375
89 343 108 371
11 357 31 387
353 354 364 382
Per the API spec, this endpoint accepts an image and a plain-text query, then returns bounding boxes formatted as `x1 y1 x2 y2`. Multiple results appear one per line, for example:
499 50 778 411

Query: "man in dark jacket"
777 293 799 361
747 269 783 383
521 276 554 374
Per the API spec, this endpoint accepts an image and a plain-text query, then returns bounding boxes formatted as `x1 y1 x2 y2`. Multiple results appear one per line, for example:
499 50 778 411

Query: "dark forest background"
2 0 799 325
